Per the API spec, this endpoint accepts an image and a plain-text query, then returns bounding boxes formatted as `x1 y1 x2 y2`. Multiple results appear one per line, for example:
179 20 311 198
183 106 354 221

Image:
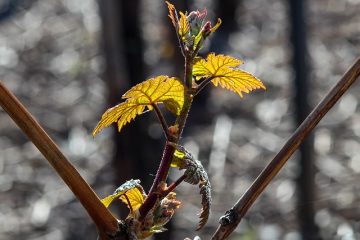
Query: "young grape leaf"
165 1 222 51
93 76 185 136
165 1 178 29
101 179 146 214
209 18 222 33
193 53 266 97
119 187 145 213
178 11 190 41
171 144 211 230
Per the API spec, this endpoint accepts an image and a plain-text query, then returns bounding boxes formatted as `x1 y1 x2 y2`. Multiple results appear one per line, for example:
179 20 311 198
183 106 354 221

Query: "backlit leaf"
193 31 203 50
193 53 265 97
101 179 146 213
210 18 222 33
171 149 186 168
165 1 178 28
93 76 185 136
178 11 190 40
101 195 116 208
119 187 145 212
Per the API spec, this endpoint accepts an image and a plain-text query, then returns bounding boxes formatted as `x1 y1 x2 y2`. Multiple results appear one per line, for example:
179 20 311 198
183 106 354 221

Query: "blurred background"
0 0 359 239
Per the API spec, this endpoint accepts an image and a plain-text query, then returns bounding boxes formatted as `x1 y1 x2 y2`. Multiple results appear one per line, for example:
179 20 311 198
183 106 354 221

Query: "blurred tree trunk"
288 0 321 239
98 0 162 220
212 0 239 52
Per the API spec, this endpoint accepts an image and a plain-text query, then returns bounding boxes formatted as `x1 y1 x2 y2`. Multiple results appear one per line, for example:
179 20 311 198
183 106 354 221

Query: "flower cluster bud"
166 1 221 52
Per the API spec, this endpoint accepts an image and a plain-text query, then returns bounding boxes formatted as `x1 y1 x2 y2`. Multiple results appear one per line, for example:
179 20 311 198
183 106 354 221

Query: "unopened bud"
201 21 212 37
168 124 179 136
187 9 208 36
187 11 198 21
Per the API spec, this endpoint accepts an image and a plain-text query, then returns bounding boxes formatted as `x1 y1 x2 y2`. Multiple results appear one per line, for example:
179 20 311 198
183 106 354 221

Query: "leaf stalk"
195 76 214 95
163 174 187 196
152 103 170 139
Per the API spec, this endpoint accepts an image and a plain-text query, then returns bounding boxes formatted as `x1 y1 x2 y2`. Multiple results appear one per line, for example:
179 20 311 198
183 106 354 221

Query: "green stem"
176 54 194 137
175 92 193 138
184 55 193 89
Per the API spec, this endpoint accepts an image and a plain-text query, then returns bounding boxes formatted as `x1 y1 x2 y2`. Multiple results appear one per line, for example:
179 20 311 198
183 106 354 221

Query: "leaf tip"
260 82 267 90
165 1 177 28
92 130 97 138
92 124 102 137
210 18 222 33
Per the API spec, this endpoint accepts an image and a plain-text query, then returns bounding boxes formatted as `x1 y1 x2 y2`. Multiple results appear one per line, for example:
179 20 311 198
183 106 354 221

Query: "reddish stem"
138 141 176 221
152 103 170 139
123 194 134 214
138 51 194 222
163 174 187 196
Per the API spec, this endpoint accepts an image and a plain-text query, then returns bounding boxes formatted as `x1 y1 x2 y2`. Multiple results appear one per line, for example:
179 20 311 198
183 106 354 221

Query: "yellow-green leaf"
193 53 266 97
193 31 203 50
178 11 189 39
210 18 222 33
119 187 145 212
171 149 186 168
93 76 185 136
165 1 178 28
101 179 146 212
101 195 116 208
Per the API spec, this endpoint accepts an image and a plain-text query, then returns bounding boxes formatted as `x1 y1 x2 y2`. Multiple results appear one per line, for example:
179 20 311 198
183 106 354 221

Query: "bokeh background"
0 0 359 239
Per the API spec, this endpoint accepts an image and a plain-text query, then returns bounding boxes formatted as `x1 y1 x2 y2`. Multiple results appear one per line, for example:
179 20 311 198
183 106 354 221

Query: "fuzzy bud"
201 21 212 37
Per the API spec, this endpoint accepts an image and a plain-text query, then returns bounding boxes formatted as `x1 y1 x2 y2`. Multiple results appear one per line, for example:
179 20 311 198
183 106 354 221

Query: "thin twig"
123 194 134 214
152 103 170 139
211 57 360 240
138 141 176 221
0 81 120 239
195 76 214 95
163 174 187 196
